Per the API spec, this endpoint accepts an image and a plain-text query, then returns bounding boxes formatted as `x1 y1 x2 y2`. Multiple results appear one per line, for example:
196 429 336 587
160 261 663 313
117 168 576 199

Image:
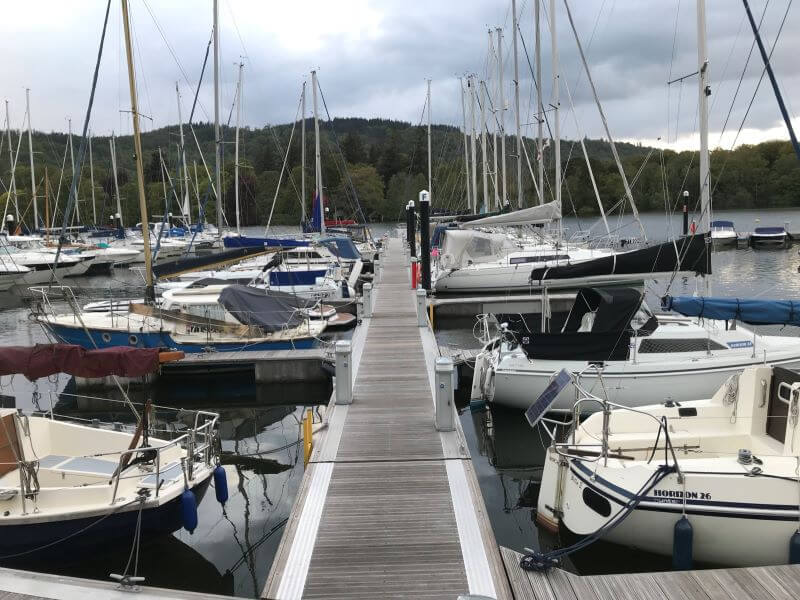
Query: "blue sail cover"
662 295 800 326
223 236 310 249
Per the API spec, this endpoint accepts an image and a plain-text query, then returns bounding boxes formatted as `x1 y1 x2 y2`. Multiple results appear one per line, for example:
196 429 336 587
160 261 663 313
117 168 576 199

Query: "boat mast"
26 89 37 229
460 77 472 211
88 130 96 226
427 78 432 206
535 0 544 205
176 82 190 224
301 80 306 225
68 118 79 222
697 0 710 293
193 160 200 218
121 0 154 301
5 101 18 226
234 61 243 236
551 0 561 240
497 27 507 207
489 30 499 211
311 69 325 234
469 76 478 213
109 134 123 228
511 0 523 208
480 80 489 213
213 0 222 234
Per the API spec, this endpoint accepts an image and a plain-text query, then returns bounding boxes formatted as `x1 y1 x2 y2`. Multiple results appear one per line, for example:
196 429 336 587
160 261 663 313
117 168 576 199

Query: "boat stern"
536 445 565 534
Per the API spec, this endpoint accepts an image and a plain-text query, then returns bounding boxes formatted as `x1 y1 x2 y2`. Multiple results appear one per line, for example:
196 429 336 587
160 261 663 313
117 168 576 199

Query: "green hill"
1 117 797 228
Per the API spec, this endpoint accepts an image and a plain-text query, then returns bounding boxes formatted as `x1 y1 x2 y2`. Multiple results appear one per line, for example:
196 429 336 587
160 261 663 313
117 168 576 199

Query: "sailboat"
0 341 223 558
470 0 800 411
431 0 651 294
534 363 800 567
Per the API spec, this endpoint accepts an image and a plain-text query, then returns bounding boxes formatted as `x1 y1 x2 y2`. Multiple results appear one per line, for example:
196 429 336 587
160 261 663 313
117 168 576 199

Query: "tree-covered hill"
1 116 797 229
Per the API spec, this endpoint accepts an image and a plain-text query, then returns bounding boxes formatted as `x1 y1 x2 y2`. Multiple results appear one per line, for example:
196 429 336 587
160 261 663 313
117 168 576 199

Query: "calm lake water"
1 211 799 596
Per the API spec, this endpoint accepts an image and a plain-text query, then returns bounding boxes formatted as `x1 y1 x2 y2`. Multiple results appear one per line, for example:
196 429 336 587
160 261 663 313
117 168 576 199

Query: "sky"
1 0 798 153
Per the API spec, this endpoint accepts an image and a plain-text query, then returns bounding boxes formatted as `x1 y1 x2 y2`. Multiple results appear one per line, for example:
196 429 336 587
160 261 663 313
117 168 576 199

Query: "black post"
742 0 800 163
420 192 431 291
405 201 412 250
682 191 689 236
409 200 417 258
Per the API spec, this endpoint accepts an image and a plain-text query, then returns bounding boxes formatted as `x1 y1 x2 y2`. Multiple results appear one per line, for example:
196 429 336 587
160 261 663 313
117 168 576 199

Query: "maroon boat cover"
0 344 161 381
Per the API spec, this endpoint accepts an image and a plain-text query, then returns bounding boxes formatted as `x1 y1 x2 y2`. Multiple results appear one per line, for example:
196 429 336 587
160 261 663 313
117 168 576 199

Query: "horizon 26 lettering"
653 489 711 500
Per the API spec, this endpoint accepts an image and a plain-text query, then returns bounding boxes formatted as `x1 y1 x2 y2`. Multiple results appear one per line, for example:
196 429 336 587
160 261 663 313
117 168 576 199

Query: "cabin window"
509 254 569 265
582 486 611 517
638 338 727 353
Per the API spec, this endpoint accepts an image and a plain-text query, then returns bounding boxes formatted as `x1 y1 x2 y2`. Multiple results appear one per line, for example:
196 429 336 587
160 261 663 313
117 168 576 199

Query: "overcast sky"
1 0 798 151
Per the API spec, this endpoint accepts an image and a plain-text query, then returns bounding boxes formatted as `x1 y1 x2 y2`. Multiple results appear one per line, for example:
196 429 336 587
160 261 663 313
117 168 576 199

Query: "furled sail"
0 344 165 381
153 245 272 279
529 234 711 284
460 200 561 228
662 295 800 326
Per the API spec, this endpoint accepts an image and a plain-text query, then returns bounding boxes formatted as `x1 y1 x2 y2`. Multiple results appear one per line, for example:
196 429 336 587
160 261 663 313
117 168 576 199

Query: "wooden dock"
263 237 511 599
500 546 800 600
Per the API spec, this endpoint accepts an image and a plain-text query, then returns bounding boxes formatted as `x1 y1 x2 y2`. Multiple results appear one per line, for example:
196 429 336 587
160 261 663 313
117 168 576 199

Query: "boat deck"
263 237 510 599
500 546 800 600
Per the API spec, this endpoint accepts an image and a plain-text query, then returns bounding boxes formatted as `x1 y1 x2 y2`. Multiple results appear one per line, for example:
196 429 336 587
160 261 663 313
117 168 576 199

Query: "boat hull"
489 354 800 411
560 459 798 567
0 479 210 562
43 322 318 353
750 233 788 248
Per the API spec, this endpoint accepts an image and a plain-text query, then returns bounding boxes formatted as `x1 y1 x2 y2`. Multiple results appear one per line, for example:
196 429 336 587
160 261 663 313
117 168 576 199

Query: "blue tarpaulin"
662 295 800 326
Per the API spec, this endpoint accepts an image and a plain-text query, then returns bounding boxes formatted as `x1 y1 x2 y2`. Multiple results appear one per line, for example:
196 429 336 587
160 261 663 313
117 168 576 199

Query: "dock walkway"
263 237 510 599
500 546 800 600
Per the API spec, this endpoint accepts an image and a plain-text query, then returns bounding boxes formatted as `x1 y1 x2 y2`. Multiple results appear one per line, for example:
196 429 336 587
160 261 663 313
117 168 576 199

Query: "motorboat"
0 344 224 558
471 287 800 411
535 364 800 567
31 284 326 353
709 220 738 247
750 226 789 248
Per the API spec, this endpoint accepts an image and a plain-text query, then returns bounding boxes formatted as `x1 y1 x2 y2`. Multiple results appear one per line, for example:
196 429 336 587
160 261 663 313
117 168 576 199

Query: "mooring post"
410 257 419 289
434 357 455 431
363 282 373 318
416 287 427 327
335 340 353 405
377 249 384 282
374 251 382 283
682 190 689 236
419 190 431 291
408 200 417 259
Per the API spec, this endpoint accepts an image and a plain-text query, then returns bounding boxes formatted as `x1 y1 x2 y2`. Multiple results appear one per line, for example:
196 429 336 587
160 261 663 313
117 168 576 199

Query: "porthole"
101 332 112 343
582 486 611 517
129 334 138 346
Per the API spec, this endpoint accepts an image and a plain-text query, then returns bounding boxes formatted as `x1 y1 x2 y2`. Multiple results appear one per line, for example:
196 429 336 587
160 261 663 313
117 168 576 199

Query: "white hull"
490 351 800 410
543 448 800 566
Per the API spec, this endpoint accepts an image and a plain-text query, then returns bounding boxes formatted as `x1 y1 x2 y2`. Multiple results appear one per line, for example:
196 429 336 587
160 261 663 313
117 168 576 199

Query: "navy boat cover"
218 285 308 332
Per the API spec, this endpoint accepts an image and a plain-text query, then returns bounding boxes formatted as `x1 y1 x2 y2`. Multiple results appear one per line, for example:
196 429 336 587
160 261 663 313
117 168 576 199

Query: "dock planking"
500 546 800 600
263 237 510 599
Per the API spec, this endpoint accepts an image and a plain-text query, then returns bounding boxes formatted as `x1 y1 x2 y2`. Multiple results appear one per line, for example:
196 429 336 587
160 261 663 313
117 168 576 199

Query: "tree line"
0 117 797 230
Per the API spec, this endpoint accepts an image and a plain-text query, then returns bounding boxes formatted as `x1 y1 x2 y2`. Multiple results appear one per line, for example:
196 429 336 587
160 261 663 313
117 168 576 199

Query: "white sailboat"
535 363 800 567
